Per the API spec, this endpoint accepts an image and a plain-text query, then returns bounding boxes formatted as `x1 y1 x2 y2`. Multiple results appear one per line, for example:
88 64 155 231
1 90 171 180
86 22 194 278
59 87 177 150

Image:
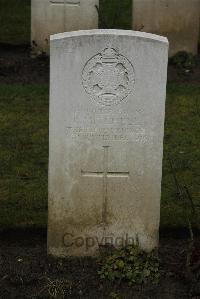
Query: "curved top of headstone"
50 29 168 45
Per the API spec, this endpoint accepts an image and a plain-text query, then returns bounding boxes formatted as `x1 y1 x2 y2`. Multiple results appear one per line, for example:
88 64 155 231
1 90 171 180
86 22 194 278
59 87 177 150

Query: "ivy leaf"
116 260 124 269
143 269 151 277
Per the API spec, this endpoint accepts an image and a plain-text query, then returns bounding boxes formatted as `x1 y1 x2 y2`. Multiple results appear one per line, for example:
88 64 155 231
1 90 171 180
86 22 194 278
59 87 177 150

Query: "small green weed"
109 292 121 299
169 51 197 74
98 245 160 285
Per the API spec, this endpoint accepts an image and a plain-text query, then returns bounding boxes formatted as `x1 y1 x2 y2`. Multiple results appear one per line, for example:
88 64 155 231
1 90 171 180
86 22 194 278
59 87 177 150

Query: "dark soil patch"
0 44 49 84
0 229 199 298
168 58 200 84
0 44 200 85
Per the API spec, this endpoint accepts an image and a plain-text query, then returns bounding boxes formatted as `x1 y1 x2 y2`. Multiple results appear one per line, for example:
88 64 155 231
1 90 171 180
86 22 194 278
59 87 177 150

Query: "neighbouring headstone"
132 0 200 57
31 0 99 55
48 29 168 257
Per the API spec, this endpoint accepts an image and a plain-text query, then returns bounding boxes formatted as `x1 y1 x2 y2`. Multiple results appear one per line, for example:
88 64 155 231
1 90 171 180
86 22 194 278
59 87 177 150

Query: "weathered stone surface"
48 29 168 257
31 0 99 55
132 0 200 56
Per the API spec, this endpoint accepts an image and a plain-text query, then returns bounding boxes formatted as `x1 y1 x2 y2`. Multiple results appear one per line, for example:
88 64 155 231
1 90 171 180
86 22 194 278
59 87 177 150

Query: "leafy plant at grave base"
34 277 73 299
169 51 197 73
109 291 121 299
98 244 160 285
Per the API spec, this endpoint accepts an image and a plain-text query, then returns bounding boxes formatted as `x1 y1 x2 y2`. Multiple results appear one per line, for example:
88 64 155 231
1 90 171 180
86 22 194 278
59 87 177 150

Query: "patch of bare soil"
0 44 49 84
168 62 200 84
0 229 199 299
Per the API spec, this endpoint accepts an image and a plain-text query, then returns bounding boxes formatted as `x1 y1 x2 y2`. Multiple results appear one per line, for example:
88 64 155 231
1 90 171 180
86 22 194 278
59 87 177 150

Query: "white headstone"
31 0 99 55
132 0 200 57
48 30 168 257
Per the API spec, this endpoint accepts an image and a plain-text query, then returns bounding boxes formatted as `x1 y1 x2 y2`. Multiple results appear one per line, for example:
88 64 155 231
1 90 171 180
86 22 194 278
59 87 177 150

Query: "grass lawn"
0 0 30 45
99 0 132 29
162 84 200 229
0 83 199 229
0 85 49 227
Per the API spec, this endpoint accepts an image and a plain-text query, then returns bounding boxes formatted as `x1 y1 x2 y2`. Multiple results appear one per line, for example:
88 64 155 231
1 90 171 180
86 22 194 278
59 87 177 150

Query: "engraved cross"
81 146 129 225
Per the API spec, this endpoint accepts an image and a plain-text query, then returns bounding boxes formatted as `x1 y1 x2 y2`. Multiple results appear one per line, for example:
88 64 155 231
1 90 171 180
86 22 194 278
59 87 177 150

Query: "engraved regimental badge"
82 48 135 106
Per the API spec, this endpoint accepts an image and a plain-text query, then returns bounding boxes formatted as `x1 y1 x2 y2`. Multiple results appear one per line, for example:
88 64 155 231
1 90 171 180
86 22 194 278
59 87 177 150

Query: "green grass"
0 84 49 227
0 83 199 229
99 0 132 29
0 0 30 45
161 84 200 229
